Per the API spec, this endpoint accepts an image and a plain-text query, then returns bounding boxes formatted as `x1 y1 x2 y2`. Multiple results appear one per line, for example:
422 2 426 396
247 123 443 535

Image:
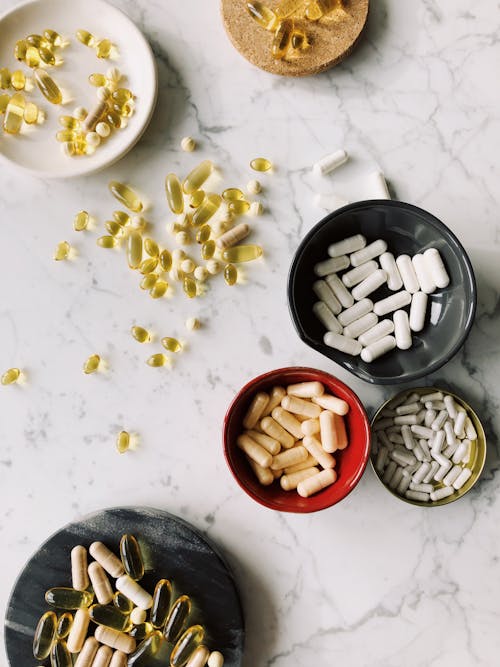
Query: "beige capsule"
74 637 99 667
88 562 114 604
280 466 320 491
311 393 350 416
302 436 336 470
281 395 322 419
130 607 147 624
297 468 337 498
216 223 250 249
66 608 90 653
89 542 125 578
83 100 107 132
93 645 113 667
94 626 136 654
208 651 225 667
116 575 153 610
244 430 280 455
186 646 210 667
261 386 287 417
71 545 89 591
236 434 272 469
320 410 348 453
300 419 320 437
271 407 303 440
284 454 319 474
109 651 128 667
247 457 274 486
287 381 325 398
271 445 307 471
260 416 294 449
243 392 270 429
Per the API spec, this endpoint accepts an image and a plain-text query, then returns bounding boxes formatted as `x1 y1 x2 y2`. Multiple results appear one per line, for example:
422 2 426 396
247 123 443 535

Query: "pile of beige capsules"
247 0 348 60
33 535 224 667
1 27 134 156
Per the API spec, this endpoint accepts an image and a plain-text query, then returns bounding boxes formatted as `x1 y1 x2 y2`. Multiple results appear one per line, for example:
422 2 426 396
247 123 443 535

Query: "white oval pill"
412 254 436 294
343 312 378 339
395 255 419 294
351 269 387 301
328 234 366 258
314 256 350 277
350 240 387 267
341 261 378 288
313 149 348 176
393 310 412 350
424 248 450 288
360 335 396 362
409 291 428 332
338 298 373 326
358 319 394 346
379 252 403 291
373 291 411 316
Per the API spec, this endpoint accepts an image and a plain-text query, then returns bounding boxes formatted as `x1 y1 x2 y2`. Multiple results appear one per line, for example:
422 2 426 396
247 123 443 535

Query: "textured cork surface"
221 0 369 77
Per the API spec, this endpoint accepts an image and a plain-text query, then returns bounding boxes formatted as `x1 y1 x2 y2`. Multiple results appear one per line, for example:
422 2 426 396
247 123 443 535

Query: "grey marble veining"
1 1 499 666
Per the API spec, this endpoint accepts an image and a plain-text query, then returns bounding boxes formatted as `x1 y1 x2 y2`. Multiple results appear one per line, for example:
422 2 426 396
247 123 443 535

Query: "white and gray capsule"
360 335 396 363
342 260 379 288
325 274 354 309
409 292 428 332
338 298 373 327
412 254 436 294
373 290 411 316
395 255 419 294
314 255 350 277
350 239 387 267
313 280 341 315
312 302 342 334
351 269 387 301
358 319 394 347
424 248 450 288
328 234 366 258
379 252 402 291
343 312 378 339
394 310 412 350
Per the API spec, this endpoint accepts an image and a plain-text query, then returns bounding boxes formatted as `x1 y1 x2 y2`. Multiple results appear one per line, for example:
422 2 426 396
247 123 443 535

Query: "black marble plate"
4 507 244 666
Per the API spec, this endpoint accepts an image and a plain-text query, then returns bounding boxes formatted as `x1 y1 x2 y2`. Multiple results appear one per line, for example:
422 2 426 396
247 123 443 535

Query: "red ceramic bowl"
223 367 371 513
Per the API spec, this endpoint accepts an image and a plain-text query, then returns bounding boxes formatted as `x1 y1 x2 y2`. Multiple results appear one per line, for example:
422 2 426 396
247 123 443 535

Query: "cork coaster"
221 0 369 77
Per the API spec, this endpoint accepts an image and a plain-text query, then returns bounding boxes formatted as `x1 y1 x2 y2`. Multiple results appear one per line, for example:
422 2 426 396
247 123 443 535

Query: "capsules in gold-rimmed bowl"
370 387 486 507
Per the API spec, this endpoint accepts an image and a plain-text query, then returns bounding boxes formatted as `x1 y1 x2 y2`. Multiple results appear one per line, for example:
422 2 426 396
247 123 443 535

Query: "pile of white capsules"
312 234 450 362
372 389 477 502
236 381 349 497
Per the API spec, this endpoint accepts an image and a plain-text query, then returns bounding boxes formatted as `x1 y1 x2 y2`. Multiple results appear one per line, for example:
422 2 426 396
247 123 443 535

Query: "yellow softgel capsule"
139 258 158 274
247 1 279 30
45 588 94 610
201 240 216 260
1 368 21 386
183 276 197 299
250 157 272 172
59 115 80 130
56 613 73 639
164 595 191 643
196 224 211 244
54 241 70 260
144 238 159 257
127 231 143 269
10 70 25 91
23 102 39 124
276 0 306 17
113 210 130 225
39 46 56 66
131 326 150 343
56 130 77 142
14 40 27 62
159 249 172 272
44 29 63 46
74 210 89 231
150 280 168 299
140 273 158 290
116 431 130 454
114 592 133 614
76 29 95 46
146 353 168 367
161 337 182 353
0 94 9 114
228 200 250 215
89 72 107 87
83 354 101 374
25 45 41 68
189 190 205 209
224 264 238 286
105 220 125 237
165 173 184 215
0 67 10 88
182 160 214 194
109 181 143 212
151 579 172 629
170 625 205 667
291 29 310 49
120 534 144 581
96 38 113 58
26 34 49 48
33 610 57 660
112 88 132 104
34 68 62 104
97 235 117 248
222 188 245 201
106 109 122 128
222 244 263 262
192 193 221 226
272 18 294 58
50 639 72 667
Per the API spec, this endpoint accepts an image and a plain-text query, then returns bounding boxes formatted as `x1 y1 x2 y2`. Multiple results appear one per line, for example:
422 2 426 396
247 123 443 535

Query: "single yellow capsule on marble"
201 240 216 260
189 190 205 209
222 188 245 201
150 280 168 299
34 68 62 104
116 431 130 454
54 241 70 261
161 337 182 353
131 326 151 343
95 38 113 58
250 157 272 172
146 354 168 368
144 238 159 257
73 211 89 231
224 264 238 286
109 181 143 213
83 354 101 374
140 258 158 274
97 235 117 248
222 244 263 262
25 45 41 68
10 70 26 90
140 274 158 290
105 220 125 237
76 29 95 47
159 249 172 272
1 368 21 386
183 276 197 298
3 92 25 134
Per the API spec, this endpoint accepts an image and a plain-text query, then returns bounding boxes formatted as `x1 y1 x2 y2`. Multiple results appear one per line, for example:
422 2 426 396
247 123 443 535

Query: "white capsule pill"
452 439 470 464
373 418 394 431
130 608 147 625
261 386 286 417
350 240 387 267
405 490 429 502
424 248 450 288
452 467 472 490
409 482 434 493
208 651 225 667
430 486 455 501
443 395 457 420
412 254 436 294
394 414 418 425
390 448 416 467
368 170 391 199
271 444 308 470
464 417 477 441
341 261 379 288
395 255 419 294
74 637 99 667
396 402 420 415
297 468 337 497
314 193 349 211
388 466 404 490
358 319 394 347
243 392 270 429
431 410 448 431
314 256 350 277
312 393 350 416
421 391 444 403
373 290 411 316
88 562 114 605
382 461 397 484
325 274 354 308
379 252 402 291
442 443 458 458
312 148 348 176
401 425 416 449
418 438 431 460
320 410 348 452
280 466 319 491
338 298 373 326
343 312 378 339
324 331 362 356
313 280 342 315
272 407 304 440
281 395 322 419
443 421 457 446
375 446 388 473
351 269 387 301
328 234 366 258
245 430 280 455
285 455 319 474
411 425 434 439
67 608 90 653
301 419 320 437
71 545 89 592
402 462 419 479
397 474 411 495
422 461 439 483
287 382 324 398
237 434 273 468
425 409 437 427
454 411 466 437
408 291 428 332
393 310 412 350
434 460 452 482
116 575 153 610
443 464 463 486
302 435 336 469
313 301 343 334
247 457 274 486
361 335 396 363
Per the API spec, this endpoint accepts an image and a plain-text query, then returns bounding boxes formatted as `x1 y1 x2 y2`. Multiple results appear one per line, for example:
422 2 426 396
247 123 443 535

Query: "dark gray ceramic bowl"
288 200 477 385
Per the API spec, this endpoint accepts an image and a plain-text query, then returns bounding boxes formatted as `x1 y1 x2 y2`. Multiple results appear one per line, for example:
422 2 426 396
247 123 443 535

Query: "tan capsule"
74 637 99 667
247 457 274 486
236 434 272 468
287 381 325 398
280 466 320 491
271 407 304 440
94 626 136 654
88 561 114 604
66 608 90 653
83 100 107 132
89 542 125 578
281 395 322 419
297 468 337 497
116 575 153 610
71 545 89 591
261 386 287 416
302 436 336 469
109 651 128 667
271 445 307 471
300 419 320 437
186 646 211 667
319 410 348 453
311 393 350 416
284 454 319 474
242 392 270 429
244 430 280 455
260 416 295 449
216 223 250 250
130 607 147 624
92 645 113 667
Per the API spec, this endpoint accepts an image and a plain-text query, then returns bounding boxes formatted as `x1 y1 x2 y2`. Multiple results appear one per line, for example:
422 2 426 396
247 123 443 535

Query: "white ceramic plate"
0 0 157 178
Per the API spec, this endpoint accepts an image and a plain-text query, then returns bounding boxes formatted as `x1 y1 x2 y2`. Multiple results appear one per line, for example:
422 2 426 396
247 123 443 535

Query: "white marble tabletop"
1 1 500 665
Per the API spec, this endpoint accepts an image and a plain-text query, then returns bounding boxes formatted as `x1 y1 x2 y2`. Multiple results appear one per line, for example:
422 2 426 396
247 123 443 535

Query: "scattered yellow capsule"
54 241 71 261
247 1 279 30
196 225 211 244
23 102 39 124
56 130 77 142
222 244 263 262
83 354 101 374
95 38 113 58
272 19 294 59
25 45 41 68
291 29 310 50
116 430 130 454
1 368 21 386
165 173 184 215
182 160 214 194
189 190 205 209
34 68 62 104
228 200 250 215
74 211 89 231
224 264 238 286
150 280 168 299
14 41 27 62
59 115 79 130
89 72 107 87
105 220 125 237
106 109 122 128
131 326 151 343
250 157 273 172
161 337 182 353
146 353 168 368
139 274 157 291
44 29 63 46
109 181 143 212
140 258 158 274
127 232 143 269
113 210 130 225
97 235 117 248
76 29 95 47
0 94 9 114
159 249 172 272
222 188 245 201
26 34 49 48
201 240 216 260
144 238 159 258
183 276 197 298
192 193 221 226
39 46 56 66
112 88 133 104
10 70 26 91
0 67 10 88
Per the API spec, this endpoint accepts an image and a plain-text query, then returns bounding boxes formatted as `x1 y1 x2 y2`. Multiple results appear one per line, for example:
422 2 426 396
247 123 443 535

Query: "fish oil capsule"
247 1 278 29
96 121 111 137
56 613 73 639
216 223 250 249
127 231 143 269
222 188 245 201
89 542 125 578
129 622 154 641
109 181 143 212
222 244 262 262
98 236 118 248
187 647 211 667
83 354 101 374
146 353 168 367
201 239 216 259
25 45 41 68
120 534 144 581
26 33 49 47
171 625 205 667
114 592 133 614
297 468 337 497
192 193 222 226
196 224 211 243
54 241 70 259
90 604 131 632
181 136 196 152
45 588 94 610
116 430 130 453
96 38 113 58
158 249 172 272
50 639 72 667
164 595 191 643
57 129 78 142
104 219 124 237
130 608 147 625
14 40 27 62
140 258 158 274
3 93 25 134
208 651 225 667
0 93 9 113
95 626 137 654
224 263 238 286
140 271 158 288
106 108 122 128
44 29 63 45
71 545 89 591
228 200 251 215
183 160 214 194
131 326 151 343
189 190 205 209
33 611 57 659
88 561 114 604
165 173 185 215
72 210 90 233
10 70 26 90
34 68 62 104
183 276 197 298
39 46 56 66
1 368 21 385
0 67 10 88
128 631 162 662
112 88 133 104
250 157 272 172
272 17 293 58
150 280 168 298
424 248 450 288
67 608 90 653
161 337 182 352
